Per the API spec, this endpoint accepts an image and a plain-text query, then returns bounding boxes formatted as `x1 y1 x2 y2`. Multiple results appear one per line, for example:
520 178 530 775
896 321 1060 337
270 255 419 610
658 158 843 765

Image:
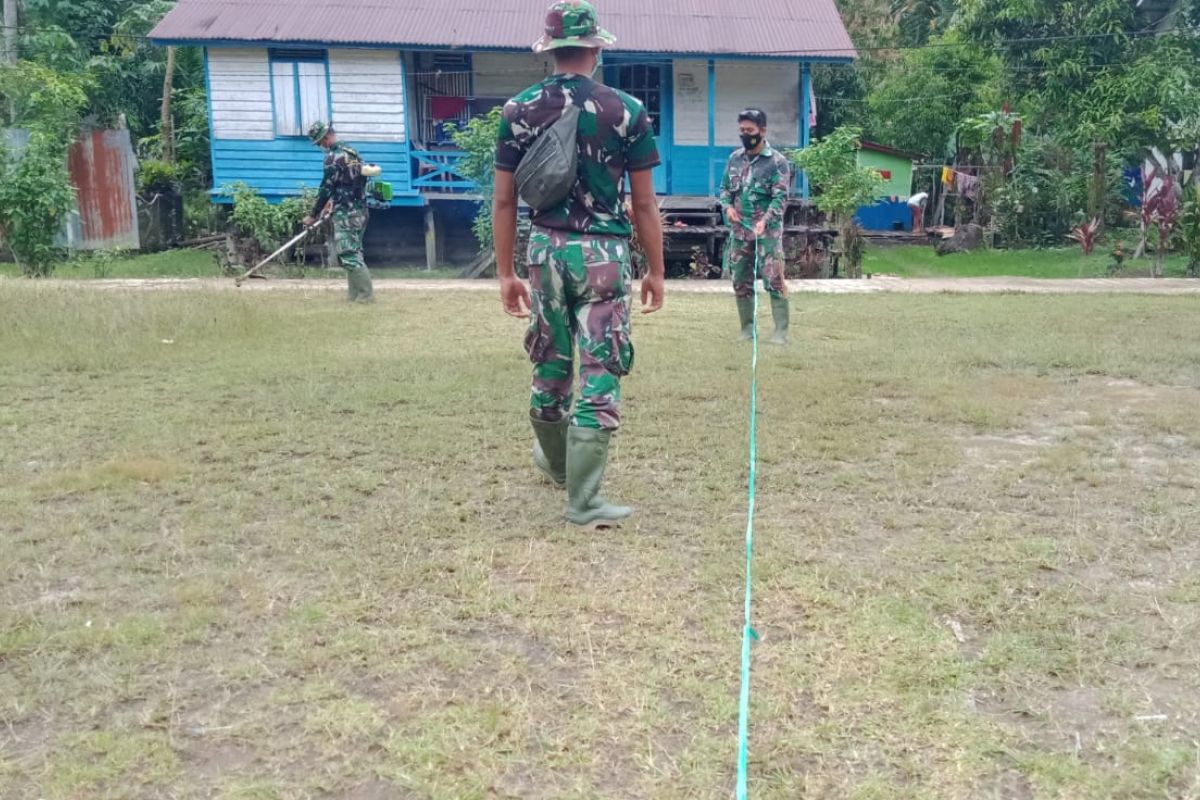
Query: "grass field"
864 246 1191 279
0 250 463 281
1 286 1199 799
0 250 223 280
1 243 1192 281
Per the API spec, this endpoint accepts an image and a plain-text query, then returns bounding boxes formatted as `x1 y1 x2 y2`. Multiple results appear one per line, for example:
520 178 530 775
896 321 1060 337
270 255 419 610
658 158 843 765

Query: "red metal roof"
150 0 856 59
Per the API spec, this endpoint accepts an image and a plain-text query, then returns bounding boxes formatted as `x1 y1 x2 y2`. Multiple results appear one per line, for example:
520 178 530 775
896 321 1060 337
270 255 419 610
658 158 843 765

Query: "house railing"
411 150 477 192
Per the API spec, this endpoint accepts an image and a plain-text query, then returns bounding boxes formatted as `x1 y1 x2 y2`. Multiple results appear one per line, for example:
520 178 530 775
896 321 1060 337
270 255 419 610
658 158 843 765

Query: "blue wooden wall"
670 145 737 197
206 52 826 204
211 139 415 203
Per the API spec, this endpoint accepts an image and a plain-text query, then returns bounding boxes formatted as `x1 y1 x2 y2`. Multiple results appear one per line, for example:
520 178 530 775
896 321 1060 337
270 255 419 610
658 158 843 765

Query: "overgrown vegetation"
14 0 210 183
220 183 315 261
137 160 182 197
452 107 503 249
817 0 1200 267
0 2 210 271
1179 185 1200 277
792 126 886 278
0 62 89 276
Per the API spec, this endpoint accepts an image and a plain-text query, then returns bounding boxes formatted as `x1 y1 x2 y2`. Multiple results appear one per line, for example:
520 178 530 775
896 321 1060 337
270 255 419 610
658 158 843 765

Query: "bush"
791 127 886 278
134 87 212 193
68 248 131 278
184 190 224 238
1179 185 1200 277
988 135 1128 249
0 133 77 277
0 61 89 277
451 107 503 250
138 160 181 196
219 182 315 262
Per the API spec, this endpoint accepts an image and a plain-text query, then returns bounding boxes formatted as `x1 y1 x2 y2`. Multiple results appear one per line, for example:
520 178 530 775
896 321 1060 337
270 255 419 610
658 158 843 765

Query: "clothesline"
913 163 1005 170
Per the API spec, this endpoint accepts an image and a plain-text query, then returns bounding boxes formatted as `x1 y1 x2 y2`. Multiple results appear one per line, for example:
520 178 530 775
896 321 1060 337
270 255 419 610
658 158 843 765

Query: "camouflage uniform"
720 145 791 299
497 0 657 529
496 73 659 431
310 124 374 303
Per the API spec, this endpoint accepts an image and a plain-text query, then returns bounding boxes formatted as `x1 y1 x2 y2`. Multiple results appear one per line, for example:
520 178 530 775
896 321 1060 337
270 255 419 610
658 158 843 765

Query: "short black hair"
553 46 595 63
738 108 768 128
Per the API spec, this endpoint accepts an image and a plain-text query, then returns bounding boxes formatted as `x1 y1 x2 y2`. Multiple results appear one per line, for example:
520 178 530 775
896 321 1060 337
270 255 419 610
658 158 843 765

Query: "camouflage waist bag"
514 79 595 212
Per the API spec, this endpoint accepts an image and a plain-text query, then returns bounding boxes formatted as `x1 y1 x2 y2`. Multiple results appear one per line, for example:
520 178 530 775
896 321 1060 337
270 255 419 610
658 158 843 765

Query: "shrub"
220 183 315 258
138 160 181 196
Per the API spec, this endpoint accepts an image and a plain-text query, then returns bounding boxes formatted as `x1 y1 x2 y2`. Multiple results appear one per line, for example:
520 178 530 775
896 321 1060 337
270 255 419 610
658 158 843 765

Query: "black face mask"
741 133 763 150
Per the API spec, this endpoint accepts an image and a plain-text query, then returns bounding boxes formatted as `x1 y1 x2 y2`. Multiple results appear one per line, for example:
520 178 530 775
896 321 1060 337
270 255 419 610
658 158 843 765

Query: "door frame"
603 54 673 195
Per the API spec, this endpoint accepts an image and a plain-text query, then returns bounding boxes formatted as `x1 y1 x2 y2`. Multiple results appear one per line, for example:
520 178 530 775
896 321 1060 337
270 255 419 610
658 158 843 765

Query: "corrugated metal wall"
68 129 141 251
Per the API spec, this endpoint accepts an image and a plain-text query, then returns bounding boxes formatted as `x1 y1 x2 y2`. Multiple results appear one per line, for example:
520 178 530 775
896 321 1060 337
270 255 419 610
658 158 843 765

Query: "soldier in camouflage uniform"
493 0 666 529
305 121 376 304
720 109 792 345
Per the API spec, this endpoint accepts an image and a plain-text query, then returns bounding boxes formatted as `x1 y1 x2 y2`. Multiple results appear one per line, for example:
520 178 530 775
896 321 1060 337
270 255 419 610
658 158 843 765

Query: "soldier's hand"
754 219 767 238
640 274 665 315
727 207 742 226
302 216 316 228
500 275 532 319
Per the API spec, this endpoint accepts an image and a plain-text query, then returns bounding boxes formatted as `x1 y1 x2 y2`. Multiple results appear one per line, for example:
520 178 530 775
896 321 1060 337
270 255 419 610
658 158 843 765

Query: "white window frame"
269 49 330 138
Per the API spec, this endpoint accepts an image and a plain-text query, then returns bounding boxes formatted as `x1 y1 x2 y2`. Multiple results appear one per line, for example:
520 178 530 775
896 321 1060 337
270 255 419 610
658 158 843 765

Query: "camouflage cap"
307 120 332 145
533 0 616 53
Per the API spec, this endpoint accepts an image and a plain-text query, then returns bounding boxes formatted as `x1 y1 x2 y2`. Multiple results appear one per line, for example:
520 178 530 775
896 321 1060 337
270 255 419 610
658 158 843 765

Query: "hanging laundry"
430 96 468 120
956 173 980 201
941 166 954 187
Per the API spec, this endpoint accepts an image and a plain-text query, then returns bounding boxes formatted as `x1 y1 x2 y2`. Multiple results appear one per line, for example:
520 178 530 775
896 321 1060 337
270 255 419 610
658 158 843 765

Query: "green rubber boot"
768 295 789 346
737 295 756 341
566 427 633 529
347 267 375 303
530 415 567 488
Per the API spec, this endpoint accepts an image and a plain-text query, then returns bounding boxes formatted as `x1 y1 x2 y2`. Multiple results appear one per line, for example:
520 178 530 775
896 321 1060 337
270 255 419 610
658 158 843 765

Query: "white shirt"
907 192 929 208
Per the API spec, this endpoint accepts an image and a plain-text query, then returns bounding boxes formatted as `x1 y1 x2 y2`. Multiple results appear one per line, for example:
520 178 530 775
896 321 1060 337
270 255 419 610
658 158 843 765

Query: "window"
611 63 663 135
270 49 329 137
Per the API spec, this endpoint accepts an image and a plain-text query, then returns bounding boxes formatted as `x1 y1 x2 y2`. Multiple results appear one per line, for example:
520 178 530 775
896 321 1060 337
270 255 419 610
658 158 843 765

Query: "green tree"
867 32 1002 159
452 108 503 249
811 62 873 140
1178 185 1200 277
0 62 89 276
957 0 1200 153
792 127 886 278
891 0 957 46
19 0 209 183
0 60 92 135
835 0 899 50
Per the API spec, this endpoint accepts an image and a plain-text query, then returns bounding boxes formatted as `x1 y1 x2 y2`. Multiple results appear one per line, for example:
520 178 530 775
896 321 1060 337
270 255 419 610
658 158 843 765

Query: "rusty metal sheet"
68 129 140 251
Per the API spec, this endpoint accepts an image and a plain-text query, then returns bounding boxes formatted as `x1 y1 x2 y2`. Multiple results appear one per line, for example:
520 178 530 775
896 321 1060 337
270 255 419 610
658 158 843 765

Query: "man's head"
534 0 616 66
307 121 337 149
738 109 768 152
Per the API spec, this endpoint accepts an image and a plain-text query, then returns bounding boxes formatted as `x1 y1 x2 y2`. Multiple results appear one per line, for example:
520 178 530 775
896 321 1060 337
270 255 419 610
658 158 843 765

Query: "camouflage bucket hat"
307 120 332 145
533 0 617 53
